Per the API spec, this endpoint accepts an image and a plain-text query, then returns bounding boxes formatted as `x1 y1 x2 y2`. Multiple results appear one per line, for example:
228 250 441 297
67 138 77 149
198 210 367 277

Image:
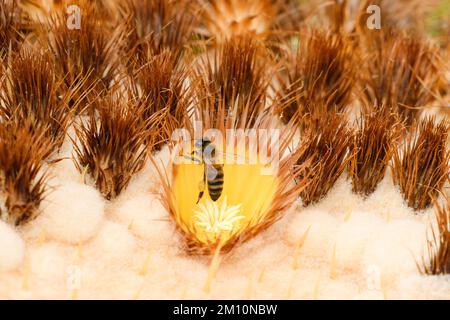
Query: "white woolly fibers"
37 181 105 244
334 212 385 270
362 219 428 282
0 221 24 272
27 242 71 298
1 146 449 299
112 193 177 246
49 158 81 183
285 207 339 259
87 221 138 263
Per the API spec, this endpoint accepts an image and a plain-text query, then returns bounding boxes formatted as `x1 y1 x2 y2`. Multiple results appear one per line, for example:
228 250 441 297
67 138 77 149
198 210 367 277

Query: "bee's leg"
196 191 204 204
196 171 206 204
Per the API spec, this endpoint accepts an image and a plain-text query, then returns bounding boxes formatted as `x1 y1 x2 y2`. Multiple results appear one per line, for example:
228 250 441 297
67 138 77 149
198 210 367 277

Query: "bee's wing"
206 165 219 180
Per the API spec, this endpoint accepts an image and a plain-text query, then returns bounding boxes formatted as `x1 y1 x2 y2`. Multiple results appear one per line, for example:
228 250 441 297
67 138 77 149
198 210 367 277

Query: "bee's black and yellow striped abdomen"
207 164 224 201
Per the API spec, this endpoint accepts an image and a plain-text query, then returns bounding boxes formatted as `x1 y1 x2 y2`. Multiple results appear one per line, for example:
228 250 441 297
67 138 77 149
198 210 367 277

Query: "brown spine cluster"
120 0 194 71
360 32 441 126
0 121 52 225
349 111 400 196
45 2 124 106
297 113 354 206
276 29 356 126
130 49 190 151
73 95 152 200
0 0 30 59
392 117 449 211
0 48 72 152
193 35 270 129
422 199 450 275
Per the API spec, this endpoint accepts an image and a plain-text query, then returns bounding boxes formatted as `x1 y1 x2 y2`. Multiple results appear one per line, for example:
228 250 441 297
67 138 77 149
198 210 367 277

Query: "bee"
189 138 224 204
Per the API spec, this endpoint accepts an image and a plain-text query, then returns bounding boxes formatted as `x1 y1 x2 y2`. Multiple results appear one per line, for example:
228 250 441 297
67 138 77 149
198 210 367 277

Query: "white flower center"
194 197 244 240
